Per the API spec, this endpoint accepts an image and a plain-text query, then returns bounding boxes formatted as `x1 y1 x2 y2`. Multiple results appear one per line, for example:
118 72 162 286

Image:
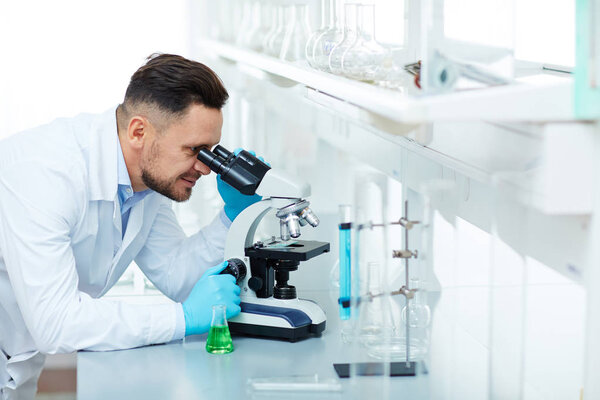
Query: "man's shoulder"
1 108 116 166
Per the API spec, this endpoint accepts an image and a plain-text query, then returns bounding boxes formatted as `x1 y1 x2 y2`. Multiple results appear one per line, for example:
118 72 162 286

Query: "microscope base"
229 320 325 342
228 301 327 342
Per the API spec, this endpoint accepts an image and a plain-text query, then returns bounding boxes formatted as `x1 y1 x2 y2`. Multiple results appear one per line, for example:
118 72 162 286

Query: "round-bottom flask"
306 0 331 67
341 4 388 83
328 3 358 75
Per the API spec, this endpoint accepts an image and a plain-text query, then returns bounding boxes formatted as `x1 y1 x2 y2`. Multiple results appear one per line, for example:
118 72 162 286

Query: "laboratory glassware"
401 277 431 328
235 0 257 48
305 0 331 67
262 2 280 53
357 262 387 343
280 3 312 62
312 0 344 71
246 1 273 52
206 304 234 354
265 5 289 57
341 3 388 83
329 3 359 76
338 205 352 320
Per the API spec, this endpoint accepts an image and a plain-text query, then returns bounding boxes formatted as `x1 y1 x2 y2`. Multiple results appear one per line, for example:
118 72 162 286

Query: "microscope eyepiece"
197 148 228 174
213 145 233 160
197 145 271 195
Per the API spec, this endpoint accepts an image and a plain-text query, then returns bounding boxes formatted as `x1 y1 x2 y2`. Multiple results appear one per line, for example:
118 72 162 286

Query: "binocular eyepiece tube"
197 145 271 196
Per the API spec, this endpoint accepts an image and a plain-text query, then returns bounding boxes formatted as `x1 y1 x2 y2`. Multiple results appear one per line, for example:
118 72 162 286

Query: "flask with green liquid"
206 304 234 354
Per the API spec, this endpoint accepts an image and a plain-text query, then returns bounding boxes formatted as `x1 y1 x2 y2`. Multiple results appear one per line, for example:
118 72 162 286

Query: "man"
0 54 258 399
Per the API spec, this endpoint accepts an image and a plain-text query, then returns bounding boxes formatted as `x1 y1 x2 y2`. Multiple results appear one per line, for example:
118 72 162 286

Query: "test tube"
338 205 352 320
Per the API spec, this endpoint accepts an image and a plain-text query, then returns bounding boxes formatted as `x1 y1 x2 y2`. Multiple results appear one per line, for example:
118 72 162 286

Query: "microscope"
197 146 330 342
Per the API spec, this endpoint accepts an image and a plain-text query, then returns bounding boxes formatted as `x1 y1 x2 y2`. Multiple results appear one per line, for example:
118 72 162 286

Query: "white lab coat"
0 107 229 399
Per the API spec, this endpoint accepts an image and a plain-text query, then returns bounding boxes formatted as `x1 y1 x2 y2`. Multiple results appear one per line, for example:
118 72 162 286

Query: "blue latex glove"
182 261 241 336
217 149 267 221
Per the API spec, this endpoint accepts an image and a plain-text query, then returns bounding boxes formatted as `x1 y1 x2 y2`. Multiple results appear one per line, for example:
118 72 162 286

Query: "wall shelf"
197 39 575 124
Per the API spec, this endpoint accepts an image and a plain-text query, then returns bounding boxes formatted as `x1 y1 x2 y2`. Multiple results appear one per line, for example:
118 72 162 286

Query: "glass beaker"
280 3 312 61
305 0 331 67
206 305 234 354
313 0 344 71
341 4 388 83
265 5 289 57
329 3 359 76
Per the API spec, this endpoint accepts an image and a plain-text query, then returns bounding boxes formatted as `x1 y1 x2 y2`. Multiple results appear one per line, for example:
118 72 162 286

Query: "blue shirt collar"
116 138 151 207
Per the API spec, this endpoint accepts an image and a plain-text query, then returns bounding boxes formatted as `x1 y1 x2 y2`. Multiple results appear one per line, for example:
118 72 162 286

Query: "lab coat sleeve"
0 161 176 354
134 200 230 303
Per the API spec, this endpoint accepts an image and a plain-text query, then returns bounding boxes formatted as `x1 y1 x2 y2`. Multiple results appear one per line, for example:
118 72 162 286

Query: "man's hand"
182 261 241 336
217 149 267 221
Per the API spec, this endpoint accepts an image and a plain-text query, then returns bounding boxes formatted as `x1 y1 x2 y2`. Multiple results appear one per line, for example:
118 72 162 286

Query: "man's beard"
141 141 193 202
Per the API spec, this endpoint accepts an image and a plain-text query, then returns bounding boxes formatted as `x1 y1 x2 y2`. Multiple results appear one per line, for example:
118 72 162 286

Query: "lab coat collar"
88 106 120 202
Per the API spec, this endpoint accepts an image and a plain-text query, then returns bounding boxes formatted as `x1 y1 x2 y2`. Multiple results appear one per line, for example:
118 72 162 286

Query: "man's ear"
127 116 151 149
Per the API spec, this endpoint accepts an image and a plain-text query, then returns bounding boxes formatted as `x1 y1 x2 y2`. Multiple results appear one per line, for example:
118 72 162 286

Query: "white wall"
0 0 189 138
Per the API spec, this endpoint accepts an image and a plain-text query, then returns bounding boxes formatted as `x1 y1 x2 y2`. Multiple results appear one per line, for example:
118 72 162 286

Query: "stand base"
333 362 418 378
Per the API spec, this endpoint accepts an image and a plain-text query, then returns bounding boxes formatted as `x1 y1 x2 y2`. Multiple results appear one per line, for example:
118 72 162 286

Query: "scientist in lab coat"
0 54 257 399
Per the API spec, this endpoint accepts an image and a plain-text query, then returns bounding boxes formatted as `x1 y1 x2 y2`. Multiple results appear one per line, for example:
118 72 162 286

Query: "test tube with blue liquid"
338 205 352 320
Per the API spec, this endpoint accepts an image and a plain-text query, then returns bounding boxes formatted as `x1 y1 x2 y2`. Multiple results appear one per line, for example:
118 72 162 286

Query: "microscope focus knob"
248 276 263 292
220 258 247 285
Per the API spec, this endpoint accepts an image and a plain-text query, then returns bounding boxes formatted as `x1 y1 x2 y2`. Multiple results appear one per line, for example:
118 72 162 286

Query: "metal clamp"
398 217 420 230
393 286 418 300
392 249 418 259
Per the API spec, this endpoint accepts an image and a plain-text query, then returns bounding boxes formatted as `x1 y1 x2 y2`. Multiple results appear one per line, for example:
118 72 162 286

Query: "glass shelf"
196 38 575 124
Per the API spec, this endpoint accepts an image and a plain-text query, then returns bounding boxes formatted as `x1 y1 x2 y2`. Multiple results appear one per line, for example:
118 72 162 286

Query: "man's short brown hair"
122 53 229 116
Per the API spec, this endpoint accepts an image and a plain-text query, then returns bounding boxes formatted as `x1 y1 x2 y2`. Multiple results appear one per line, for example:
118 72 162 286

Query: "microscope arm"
254 169 311 199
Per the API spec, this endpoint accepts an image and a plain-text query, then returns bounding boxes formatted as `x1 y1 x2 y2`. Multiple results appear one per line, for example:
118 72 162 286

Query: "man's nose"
194 158 212 175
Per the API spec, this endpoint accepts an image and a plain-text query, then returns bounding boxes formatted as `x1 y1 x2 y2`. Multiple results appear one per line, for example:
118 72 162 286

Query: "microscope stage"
245 240 330 261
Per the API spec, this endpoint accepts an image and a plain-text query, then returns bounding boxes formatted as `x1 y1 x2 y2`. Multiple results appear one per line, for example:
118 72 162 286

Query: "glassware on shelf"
262 2 280 53
280 3 312 61
246 1 273 52
265 5 288 57
341 4 388 83
313 0 344 71
329 3 359 75
235 0 256 48
206 305 234 354
305 0 331 67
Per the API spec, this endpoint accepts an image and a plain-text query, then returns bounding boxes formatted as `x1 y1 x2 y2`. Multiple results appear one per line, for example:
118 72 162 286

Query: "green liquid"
206 325 234 354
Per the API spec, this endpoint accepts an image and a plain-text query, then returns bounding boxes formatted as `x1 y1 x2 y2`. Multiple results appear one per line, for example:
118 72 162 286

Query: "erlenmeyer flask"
206 304 234 354
341 4 388 83
313 0 344 71
235 0 256 48
329 3 359 76
247 1 273 52
265 5 289 57
280 3 312 61
305 0 331 67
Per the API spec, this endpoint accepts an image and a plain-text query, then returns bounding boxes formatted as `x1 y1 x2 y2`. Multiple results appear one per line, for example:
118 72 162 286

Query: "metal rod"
404 200 410 365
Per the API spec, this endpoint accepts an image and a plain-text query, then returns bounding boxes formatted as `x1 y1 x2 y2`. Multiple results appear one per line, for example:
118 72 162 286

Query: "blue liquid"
339 227 351 320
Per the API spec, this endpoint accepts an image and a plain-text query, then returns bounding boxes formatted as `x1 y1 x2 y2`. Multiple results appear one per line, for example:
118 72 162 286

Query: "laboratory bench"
77 289 431 400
